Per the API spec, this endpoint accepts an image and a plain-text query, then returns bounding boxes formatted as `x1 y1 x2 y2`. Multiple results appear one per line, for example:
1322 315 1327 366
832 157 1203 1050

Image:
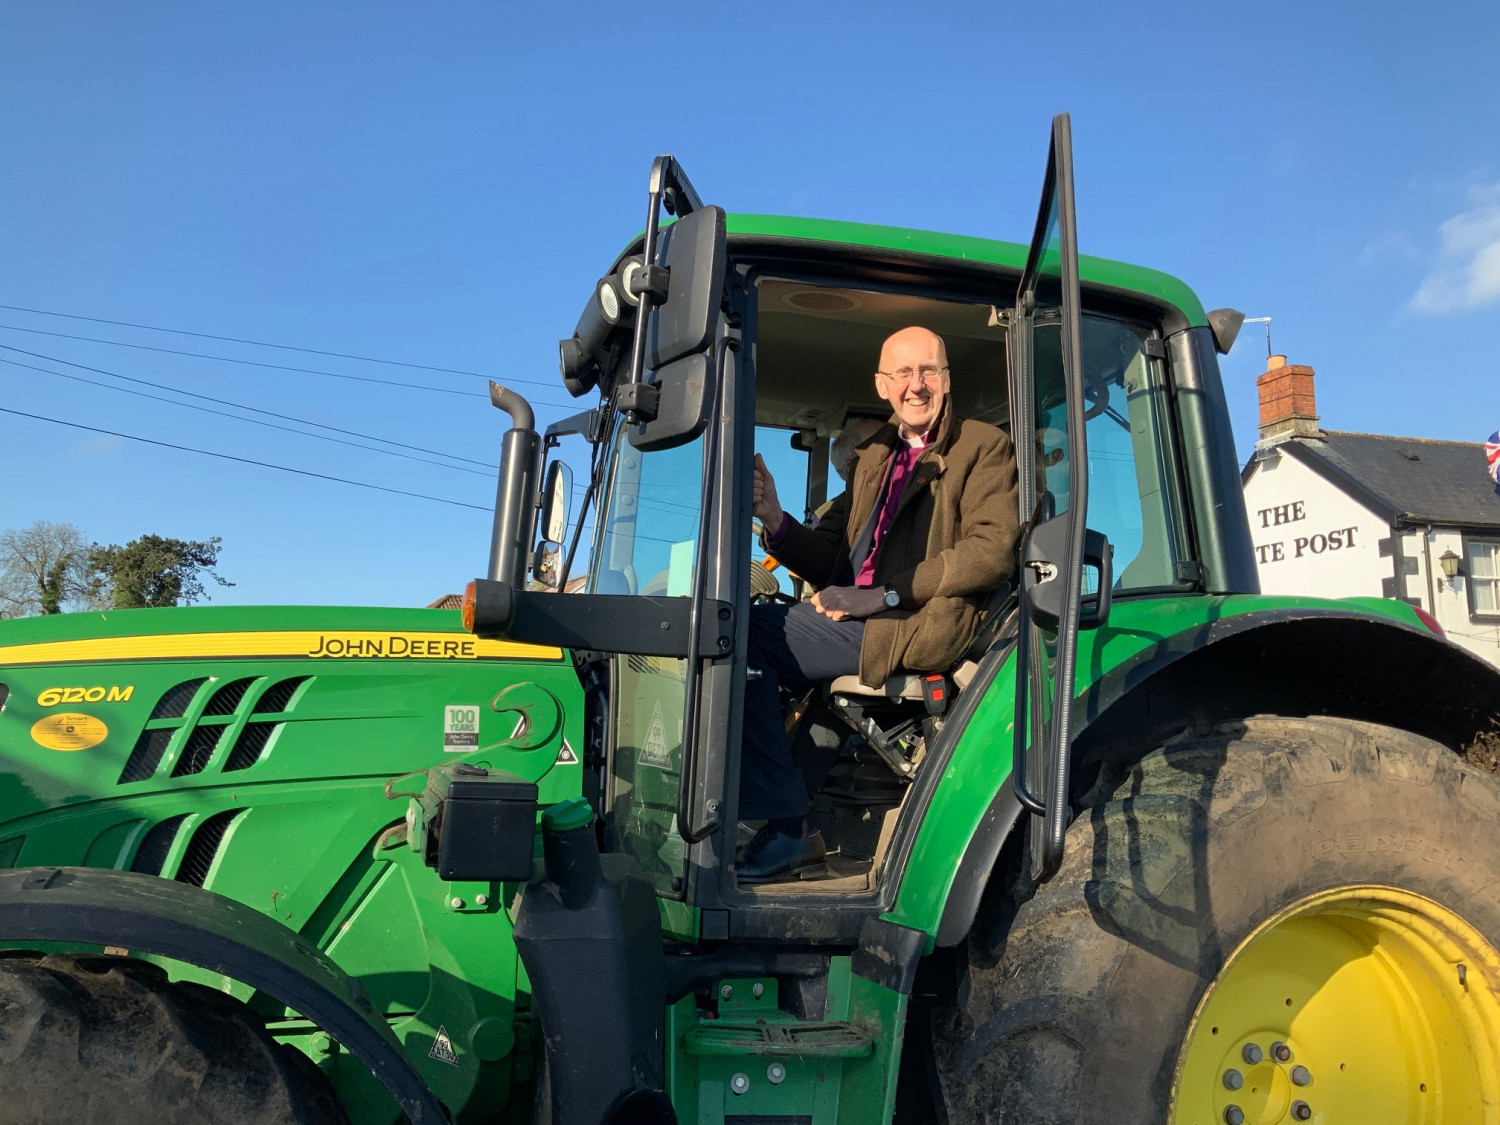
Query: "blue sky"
2 2 1496 608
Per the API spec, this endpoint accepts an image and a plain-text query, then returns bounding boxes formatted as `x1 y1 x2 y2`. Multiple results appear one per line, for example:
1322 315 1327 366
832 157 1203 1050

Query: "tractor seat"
822 582 1019 780
828 660 981 702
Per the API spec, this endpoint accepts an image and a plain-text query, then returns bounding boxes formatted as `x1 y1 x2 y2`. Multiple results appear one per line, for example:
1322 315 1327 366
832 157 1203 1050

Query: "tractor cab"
467 118 1214 916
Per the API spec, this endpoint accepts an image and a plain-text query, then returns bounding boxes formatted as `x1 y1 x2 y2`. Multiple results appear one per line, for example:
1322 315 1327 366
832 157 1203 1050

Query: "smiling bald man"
740 326 1020 882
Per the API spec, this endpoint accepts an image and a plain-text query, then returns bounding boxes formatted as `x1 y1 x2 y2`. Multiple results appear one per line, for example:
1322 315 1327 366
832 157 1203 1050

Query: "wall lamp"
1439 548 1463 581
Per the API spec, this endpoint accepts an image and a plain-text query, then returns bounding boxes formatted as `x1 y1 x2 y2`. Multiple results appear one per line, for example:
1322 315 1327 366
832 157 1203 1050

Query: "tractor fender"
933 607 1500 947
0 866 447 1125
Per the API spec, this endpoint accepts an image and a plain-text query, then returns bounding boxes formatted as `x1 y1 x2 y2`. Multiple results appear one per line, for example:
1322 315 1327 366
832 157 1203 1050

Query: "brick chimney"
1256 354 1320 444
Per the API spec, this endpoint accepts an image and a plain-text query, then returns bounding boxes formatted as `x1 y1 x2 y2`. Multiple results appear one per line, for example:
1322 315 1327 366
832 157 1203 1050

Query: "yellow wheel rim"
1171 886 1500 1124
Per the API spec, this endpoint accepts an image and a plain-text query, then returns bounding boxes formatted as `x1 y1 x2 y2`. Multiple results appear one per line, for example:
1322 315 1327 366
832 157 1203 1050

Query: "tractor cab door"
1010 114 1112 881
584 157 739 899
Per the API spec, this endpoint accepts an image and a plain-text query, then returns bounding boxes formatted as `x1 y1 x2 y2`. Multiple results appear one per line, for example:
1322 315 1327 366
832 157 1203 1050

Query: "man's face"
875 328 950 436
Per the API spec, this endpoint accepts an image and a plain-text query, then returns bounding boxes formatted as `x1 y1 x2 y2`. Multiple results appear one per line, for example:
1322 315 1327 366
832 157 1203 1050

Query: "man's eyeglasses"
876 365 948 387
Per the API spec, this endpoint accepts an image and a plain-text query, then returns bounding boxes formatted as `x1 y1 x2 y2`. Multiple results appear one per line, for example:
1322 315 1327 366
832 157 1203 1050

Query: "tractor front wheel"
0 953 349 1124
935 716 1500 1125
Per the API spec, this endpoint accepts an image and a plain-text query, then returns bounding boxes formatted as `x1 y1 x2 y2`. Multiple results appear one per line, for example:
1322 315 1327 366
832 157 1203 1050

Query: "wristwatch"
882 587 900 609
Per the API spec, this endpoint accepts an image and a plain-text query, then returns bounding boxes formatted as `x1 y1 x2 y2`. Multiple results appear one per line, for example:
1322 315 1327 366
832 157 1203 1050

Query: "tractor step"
683 1019 873 1058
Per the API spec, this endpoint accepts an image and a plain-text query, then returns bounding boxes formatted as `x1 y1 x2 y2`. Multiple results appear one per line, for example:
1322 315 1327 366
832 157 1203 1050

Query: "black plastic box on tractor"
409 763 539 883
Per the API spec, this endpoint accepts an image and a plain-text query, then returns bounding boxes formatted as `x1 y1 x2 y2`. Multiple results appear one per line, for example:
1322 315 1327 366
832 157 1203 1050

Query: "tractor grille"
175 810 239 887
149 679 207 720
253 676 308 714
171 726 223 778
119 729 174 784
130 815 188 875
203 677 254 716
223 722 278 772
116 676 309 784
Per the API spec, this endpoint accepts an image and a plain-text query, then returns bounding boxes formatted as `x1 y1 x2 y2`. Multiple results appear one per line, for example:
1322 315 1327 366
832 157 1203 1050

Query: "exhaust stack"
487 382 541 587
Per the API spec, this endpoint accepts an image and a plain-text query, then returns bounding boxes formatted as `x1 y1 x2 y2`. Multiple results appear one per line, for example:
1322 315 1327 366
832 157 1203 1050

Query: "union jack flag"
1488 431 1500 489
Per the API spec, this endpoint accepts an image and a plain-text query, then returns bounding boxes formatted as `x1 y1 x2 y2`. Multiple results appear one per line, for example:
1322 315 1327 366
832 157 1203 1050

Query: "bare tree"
0 521 99 616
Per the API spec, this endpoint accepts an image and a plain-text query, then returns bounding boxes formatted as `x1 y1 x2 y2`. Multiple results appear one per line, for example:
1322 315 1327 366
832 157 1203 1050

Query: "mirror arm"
650 155 703 217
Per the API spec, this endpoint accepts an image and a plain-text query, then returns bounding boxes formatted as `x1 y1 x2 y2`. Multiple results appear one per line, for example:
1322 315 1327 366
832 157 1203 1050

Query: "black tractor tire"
0 953 350 1125
932 716 1500 1124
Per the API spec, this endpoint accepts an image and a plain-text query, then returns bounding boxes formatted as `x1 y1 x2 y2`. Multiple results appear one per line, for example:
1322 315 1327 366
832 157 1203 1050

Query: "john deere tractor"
5 116 1500 1125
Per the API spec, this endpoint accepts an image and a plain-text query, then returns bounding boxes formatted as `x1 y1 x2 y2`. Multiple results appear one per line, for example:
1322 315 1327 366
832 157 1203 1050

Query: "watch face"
884 588 900 607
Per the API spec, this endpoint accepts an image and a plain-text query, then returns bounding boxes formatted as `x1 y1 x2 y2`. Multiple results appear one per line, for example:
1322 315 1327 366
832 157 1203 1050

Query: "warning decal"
444 706 480 751
429 1025 460 1066
637 701 673 770
555 741 578 765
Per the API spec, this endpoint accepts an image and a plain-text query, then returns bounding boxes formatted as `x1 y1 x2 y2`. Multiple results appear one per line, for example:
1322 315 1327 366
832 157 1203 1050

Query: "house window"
1466 539 1500 617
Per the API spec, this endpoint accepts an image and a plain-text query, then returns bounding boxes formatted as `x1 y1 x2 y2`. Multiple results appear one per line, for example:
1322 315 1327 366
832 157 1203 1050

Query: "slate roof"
1245 431 1500 529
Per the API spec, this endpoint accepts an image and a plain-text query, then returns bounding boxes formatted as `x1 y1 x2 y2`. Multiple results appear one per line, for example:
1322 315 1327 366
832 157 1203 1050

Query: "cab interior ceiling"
753 279 1010 434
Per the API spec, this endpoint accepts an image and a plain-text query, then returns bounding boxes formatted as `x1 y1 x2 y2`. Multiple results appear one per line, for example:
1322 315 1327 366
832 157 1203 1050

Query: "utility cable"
0 341 495 468
0 406 491 512
0 355 493 477
0 325 579 409
0 301 544 386
0 324 505 400
1 405 690 547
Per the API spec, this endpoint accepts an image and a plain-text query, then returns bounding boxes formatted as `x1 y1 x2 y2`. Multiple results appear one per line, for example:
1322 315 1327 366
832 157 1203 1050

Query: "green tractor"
5 115 1500 1125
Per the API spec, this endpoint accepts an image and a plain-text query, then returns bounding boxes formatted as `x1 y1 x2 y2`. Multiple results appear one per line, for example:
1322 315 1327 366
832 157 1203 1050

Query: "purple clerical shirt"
855 431 929 587
765 428 932 588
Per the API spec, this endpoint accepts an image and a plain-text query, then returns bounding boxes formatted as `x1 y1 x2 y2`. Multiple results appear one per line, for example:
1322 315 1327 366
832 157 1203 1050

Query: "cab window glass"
751 427 811 598
1032 314 1182 590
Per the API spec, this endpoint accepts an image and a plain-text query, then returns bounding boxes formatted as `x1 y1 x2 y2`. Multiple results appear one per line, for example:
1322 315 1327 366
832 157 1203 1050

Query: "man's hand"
753 453 784 529
811 585 889 621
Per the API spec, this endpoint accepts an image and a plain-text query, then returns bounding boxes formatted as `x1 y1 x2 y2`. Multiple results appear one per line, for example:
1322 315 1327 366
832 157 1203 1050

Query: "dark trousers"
739 602 864 821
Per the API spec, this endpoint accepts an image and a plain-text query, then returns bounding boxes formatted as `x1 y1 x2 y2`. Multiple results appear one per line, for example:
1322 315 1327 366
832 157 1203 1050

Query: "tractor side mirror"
539 461 572 544
629 205 727 453
532 461 572 590
648 205 727 368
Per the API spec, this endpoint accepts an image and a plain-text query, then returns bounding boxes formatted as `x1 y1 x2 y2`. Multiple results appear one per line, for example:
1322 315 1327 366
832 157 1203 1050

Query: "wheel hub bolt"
730 1072 750 1095
1291 1065 1311 1086
1272 1041 1292 1063
767 1062 786 1085
1242 1042 1263 1065
1291 1100 1312 1121
1224 1106 1245 1125
1222 1069 1243 1091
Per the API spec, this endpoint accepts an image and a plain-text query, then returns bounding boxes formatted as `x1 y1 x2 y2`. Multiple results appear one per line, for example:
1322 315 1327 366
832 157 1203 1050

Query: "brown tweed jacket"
766 402 1020 687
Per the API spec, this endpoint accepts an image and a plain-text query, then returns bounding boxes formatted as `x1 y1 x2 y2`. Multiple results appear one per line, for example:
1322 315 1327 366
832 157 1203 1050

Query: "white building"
1241 356 1500 669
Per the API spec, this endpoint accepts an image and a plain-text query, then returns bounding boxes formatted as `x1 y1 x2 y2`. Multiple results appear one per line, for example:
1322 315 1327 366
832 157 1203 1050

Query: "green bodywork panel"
0 604 585 1124
885 592 1426 938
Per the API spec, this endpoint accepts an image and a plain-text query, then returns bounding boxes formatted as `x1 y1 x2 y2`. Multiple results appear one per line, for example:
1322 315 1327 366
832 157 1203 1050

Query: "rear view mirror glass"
539 461 573 544
647 206 727 369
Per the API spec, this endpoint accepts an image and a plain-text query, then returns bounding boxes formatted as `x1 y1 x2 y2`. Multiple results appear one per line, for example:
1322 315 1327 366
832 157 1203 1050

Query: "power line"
0 323 578 408
0 323 496 400
1 355 494 478
0 301 536 385
0 341 495 467
0 319 575 403
0 406 491 513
